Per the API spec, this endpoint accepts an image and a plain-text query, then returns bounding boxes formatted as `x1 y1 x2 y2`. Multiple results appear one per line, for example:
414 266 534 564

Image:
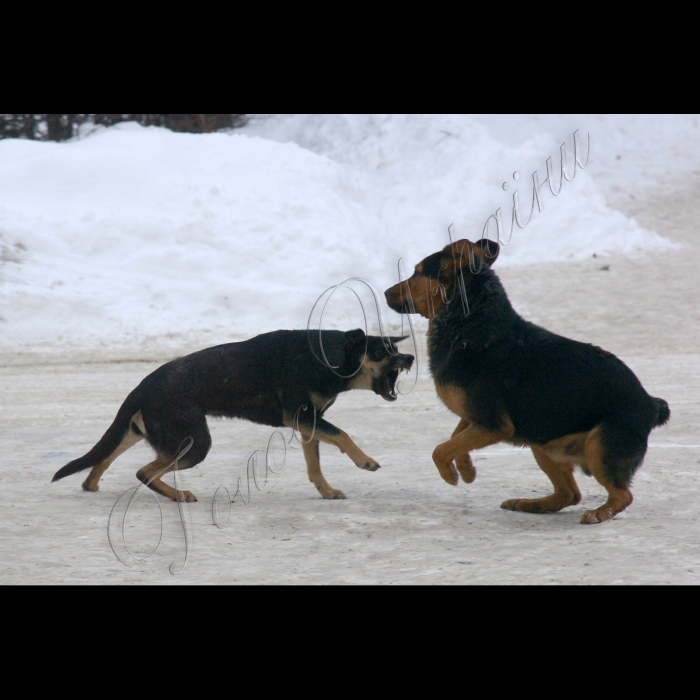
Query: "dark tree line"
0 114 250 141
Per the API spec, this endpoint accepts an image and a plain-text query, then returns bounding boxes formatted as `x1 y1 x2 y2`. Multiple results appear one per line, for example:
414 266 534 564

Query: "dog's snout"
393 354 414 369
385 284 406 313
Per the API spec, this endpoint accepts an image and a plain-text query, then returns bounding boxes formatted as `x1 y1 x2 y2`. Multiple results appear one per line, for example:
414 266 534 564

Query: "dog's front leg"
452 418 476 484
287 414 380 472
314 418 381 472
433 418 514 485
301 438 346 500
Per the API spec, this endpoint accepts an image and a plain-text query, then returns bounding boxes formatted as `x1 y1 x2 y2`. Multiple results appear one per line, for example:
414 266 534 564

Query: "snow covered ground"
0 114 678 356
1 114 699 584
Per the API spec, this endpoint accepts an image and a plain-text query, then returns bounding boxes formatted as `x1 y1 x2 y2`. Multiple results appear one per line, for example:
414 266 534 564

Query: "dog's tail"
652 397 670 427
52 389 143 483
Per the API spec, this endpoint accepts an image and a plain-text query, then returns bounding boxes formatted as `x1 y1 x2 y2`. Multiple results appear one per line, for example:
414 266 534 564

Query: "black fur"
52 392 143 482
52 329 413 489
426 255 668 490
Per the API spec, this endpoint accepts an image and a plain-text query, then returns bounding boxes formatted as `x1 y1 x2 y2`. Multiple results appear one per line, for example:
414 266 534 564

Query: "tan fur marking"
443 238 498 267
284 419 380 472
433 416 514 485
82 413 145 492
136 457 197 502
132 410 147 436
348 356 388 391
580 427 633 524
501 445 582 513
384 275 444 319
539 431 591 464
302 438 346 500
435 383 469 418
451 418 476 483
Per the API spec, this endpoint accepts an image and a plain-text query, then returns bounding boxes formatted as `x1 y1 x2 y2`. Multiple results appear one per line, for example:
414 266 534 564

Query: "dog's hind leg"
451 419 476 484
501 445 581 514
579 426 637 524
136 409 212 502
136 457 199 502
302 438 346 500
82 415 145 492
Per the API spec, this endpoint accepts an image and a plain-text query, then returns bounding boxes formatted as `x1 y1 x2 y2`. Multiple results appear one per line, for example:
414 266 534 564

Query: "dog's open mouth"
374 354 414 401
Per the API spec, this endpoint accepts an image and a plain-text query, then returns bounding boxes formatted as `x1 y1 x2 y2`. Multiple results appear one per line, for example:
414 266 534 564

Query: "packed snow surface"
0 114 686 352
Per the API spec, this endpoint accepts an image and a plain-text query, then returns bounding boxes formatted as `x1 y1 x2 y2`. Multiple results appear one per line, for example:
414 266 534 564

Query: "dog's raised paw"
434 462 459 486
455 457 476 484
360 460 381 472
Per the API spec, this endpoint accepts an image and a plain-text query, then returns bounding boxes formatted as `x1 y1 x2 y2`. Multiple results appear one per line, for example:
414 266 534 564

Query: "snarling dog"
385 238 669 524
52 330 413 502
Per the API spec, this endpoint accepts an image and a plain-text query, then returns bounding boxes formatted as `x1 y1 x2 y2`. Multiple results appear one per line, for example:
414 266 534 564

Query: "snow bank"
0 115 675 352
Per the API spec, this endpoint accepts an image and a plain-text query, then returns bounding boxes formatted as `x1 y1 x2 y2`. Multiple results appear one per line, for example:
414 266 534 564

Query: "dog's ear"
388 335 409 346
443 238 500 269
345 329 366 345
474 238 500 266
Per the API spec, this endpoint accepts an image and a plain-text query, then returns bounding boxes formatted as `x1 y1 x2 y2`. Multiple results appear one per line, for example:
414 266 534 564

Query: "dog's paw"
455 455 476 484
175 490 198 503
315 483 347 500
501 498 545 513
502 495 574 514
432 447 459 486
81 479 99 492
436 464 459 486
436 463 459 486
359 459 381 472
580 507 614 524
502 497 560 514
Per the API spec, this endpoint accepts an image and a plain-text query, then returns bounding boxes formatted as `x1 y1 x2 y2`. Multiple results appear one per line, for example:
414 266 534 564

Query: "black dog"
385 238 669 524
52 329 413 501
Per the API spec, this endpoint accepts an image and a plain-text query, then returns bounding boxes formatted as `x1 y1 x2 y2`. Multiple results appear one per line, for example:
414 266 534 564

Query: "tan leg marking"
82 423 143 492
136 458 197 503
302 438 346 500
285 419 380 472
501 445 582 514
433 418 514 485
451 418 476 483
332 430 380 471
433 386 477 484
580 427 633 524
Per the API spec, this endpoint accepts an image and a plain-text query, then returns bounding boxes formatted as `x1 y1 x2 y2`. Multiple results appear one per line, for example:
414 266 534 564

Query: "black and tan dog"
52 329 413 502
385 238 669 524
